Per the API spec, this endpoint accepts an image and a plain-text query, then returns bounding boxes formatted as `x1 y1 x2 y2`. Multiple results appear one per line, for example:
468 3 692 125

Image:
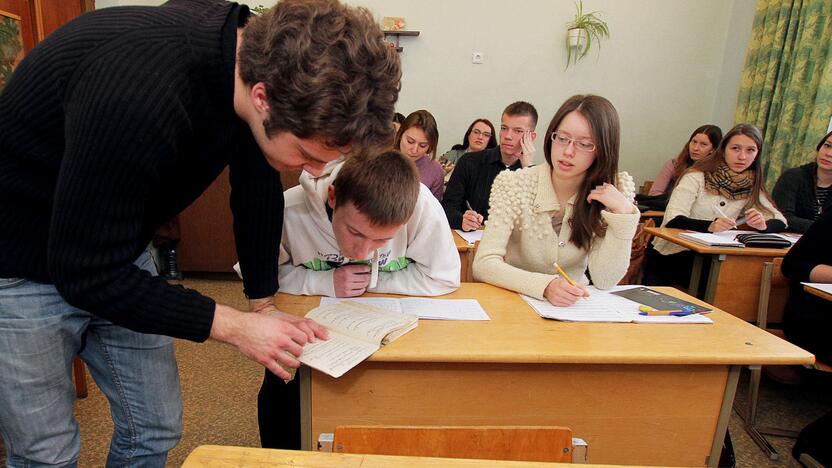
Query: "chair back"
639 180 654 195
333 425 573 463
619 218 655 285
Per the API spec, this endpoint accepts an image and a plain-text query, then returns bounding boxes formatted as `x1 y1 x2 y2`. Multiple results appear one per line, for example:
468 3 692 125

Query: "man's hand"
210 304 311 380
249 297 328 342
333 264 371 297
543 277 589 306
518 131 536 167
461 209 483 231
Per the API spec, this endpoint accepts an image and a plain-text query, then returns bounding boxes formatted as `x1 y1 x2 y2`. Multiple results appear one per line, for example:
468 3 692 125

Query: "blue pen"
639 305 698 316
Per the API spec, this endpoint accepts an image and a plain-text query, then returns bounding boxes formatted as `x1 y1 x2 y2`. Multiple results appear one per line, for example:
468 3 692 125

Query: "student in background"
392 111 405 134
473 95 639 306
255 150 460 449
649 124 723 196
395 110 445 200
772 130 832 232
645 124 786 287
439 118 498 173
443 101 538 231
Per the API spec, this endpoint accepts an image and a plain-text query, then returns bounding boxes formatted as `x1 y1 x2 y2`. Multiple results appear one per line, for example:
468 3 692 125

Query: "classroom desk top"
639 210 664 218
644 227 792 257
452 229 473 252
275 283 813 367
182 445 626 468
804 284 832 302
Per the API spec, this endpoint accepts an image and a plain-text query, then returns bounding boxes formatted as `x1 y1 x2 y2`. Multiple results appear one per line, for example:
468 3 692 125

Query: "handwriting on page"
300 334 377 378
309 306 406 342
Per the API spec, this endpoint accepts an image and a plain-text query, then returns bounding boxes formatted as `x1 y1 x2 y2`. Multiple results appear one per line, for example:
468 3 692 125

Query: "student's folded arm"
50 60 214 341
441 157 469 229
772 172 812 233
372 189 460 296
588 210 640 289
758 196 787 233
472 173 554 300
276 242 337 297
662 172 705 229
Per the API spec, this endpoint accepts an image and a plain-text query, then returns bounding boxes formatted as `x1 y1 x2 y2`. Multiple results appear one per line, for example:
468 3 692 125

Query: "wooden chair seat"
333 425 574 463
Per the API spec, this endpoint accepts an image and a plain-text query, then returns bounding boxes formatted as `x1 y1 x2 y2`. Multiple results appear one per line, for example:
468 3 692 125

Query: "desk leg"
300 366 312 450
689 254 704 296
702 255 725 304
708 365 740 467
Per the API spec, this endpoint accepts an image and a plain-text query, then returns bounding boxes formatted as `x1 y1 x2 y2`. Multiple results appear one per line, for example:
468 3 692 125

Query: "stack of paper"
678 231 746 247
521 286 713 324
454 229 484 245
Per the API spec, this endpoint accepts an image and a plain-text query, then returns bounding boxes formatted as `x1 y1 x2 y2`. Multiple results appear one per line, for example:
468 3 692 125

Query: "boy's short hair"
333 150 419 226
502 101 539 129
238 0 401 155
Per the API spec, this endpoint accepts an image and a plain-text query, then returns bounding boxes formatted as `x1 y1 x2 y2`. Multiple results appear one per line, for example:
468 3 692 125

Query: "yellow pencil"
553 262 576 286
553 262 588 299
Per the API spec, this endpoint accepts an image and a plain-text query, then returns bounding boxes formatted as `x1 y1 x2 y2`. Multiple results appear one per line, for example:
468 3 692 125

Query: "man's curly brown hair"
238 0 401 155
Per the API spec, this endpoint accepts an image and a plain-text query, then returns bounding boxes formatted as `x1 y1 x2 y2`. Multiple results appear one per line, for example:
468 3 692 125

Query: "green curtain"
735 0 832 187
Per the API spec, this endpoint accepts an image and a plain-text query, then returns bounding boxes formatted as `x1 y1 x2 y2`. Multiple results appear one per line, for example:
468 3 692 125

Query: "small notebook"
521 286 712 324
300 301 418 378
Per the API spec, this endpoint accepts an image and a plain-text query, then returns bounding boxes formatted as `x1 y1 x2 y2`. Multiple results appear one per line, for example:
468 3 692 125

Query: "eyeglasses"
551 132 596 152
471 129 492 139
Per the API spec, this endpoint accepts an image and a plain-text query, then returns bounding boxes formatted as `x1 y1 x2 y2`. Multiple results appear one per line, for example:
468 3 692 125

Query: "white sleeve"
662 172 702 226
277 228 337 297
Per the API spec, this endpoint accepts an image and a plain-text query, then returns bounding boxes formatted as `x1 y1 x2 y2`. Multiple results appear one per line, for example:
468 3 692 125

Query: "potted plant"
565 0 609 67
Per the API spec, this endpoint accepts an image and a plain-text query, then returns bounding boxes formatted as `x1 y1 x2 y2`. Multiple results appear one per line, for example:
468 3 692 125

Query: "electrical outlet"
472 51 484 64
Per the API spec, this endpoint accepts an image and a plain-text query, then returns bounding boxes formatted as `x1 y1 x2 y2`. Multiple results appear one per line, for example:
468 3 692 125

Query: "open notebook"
319 297 490 321
679 230 796 248
521 286 713 324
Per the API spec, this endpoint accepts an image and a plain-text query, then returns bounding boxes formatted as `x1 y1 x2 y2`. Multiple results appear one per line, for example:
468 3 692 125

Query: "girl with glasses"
439 118 498 171
473 95 639 306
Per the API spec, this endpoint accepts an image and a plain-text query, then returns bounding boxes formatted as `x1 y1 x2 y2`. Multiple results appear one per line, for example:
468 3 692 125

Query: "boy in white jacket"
258 150 460 449
278 150 460 297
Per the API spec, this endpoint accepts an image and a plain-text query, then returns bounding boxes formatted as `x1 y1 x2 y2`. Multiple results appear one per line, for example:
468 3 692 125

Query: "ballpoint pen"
638 305 698 316
713 204 737 228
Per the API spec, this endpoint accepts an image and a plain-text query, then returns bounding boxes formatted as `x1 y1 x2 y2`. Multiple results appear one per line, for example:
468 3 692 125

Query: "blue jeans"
0 250 182 467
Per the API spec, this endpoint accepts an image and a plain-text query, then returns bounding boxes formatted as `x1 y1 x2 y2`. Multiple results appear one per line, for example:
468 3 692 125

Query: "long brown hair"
394 110 439 158
689 123 775 216
667 124 722 193
543 95 620 250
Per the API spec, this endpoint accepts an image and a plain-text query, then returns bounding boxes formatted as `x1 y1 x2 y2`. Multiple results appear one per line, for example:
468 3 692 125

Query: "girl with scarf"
644 124 786 287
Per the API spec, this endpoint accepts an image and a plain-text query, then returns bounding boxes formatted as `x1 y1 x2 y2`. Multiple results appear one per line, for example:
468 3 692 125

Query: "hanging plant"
565 1 609 68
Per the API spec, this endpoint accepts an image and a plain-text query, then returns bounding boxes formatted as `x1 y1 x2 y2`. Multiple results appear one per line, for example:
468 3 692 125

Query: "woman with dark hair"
645 123 786 287
439 118 497 168
772 130 832 232
473 95 639 306
395 110 445 200
649 124 723 195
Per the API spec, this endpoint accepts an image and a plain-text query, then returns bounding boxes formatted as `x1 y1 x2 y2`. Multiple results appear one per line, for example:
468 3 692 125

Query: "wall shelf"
383 30 420 52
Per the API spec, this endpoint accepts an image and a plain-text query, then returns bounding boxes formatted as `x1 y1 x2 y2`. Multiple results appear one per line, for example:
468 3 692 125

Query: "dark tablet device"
611 287 712 313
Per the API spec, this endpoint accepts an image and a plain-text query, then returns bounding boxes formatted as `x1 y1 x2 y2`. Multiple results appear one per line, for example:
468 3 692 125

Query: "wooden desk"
274 283 812 467
453 230 476 282
639 210 664 220
804 284 832 302
182 445 623 467
645 227 791 321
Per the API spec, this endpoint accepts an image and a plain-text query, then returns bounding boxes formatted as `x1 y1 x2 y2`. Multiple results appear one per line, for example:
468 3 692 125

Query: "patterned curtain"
734 0 832 187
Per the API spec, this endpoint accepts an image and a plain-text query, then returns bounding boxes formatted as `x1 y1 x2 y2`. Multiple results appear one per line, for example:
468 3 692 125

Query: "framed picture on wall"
1 8 24 90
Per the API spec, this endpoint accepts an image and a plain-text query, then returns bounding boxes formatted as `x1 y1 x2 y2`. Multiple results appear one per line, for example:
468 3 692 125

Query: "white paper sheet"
802 282 832 296
319 297 490 321
454 229 484 245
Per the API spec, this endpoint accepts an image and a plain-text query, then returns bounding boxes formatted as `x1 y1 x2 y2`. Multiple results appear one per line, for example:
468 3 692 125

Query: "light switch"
472 51 484 64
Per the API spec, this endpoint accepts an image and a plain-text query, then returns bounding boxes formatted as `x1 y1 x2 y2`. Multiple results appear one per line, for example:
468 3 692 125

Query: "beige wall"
96 0 757 186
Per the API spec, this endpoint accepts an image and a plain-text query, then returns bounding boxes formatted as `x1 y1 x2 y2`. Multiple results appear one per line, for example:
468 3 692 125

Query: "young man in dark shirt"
0 0 400 465
442 101 539 231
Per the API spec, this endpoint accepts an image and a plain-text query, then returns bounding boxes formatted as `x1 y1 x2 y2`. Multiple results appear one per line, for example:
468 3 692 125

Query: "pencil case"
734 233 792 249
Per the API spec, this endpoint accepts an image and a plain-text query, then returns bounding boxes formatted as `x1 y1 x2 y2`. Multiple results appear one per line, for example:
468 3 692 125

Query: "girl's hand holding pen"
544 262 589 306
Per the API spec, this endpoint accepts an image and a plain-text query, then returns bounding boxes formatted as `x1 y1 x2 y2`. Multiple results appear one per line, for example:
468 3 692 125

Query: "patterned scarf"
703 163 753 200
